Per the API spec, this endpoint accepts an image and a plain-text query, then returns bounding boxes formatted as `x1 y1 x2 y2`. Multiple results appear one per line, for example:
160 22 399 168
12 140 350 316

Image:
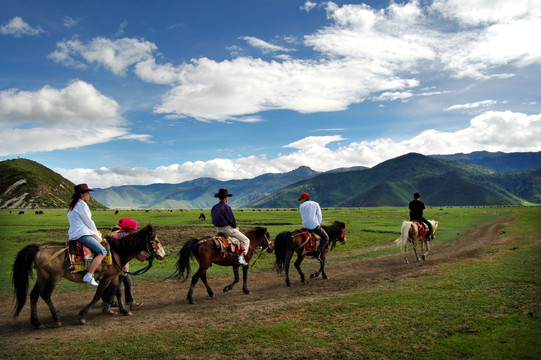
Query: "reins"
248 233 271 269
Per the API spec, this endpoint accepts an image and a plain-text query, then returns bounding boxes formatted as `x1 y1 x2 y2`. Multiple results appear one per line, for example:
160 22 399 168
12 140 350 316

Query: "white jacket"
67 200 99 240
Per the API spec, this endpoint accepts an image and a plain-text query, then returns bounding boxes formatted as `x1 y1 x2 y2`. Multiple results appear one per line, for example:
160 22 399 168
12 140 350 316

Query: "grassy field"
1 206 540 359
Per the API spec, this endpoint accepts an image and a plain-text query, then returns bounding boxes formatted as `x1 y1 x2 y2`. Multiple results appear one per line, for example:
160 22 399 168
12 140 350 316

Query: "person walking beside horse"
297 192 329 262
211 188 250 266
67 184 107 286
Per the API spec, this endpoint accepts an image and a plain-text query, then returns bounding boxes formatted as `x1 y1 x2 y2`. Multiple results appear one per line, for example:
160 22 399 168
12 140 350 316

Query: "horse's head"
333 221 347 245
139 224 166 260
251 227 273 253
326 221 346 250
430 220 438 235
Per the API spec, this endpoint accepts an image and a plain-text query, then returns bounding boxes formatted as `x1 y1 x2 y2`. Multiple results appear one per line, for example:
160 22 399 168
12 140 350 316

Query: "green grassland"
1 206 540 359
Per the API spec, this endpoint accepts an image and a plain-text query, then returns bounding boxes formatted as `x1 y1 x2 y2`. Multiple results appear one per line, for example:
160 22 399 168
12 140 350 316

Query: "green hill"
248 153 538 208
0 159 107 210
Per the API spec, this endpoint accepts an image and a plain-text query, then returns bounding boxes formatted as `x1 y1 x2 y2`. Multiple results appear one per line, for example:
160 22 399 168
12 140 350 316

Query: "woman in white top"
67 184 107 286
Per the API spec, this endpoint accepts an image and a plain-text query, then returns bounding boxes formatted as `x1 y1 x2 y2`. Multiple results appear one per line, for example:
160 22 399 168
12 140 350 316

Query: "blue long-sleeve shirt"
211 200 237 228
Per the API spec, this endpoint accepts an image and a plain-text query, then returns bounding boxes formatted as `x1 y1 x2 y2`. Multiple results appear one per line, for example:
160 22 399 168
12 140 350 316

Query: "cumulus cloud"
55 111 541 188
0 17 43 37
48 37 157 75
44 1 541 122
0 81 151 156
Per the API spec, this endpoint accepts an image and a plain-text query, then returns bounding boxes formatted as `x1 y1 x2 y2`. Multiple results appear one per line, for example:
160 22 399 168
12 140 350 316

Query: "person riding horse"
409 192 433 240
297 192 329 262
67 184 107 286
210 188 250 266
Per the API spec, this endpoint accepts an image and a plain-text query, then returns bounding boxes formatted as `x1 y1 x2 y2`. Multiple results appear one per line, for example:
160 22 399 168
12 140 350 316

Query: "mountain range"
1 151 539 209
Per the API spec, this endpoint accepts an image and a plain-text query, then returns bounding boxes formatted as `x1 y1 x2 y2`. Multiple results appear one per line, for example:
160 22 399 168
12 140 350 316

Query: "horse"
12 224 166 328
172 227 272 304
273 221 346 287
395 220 438 264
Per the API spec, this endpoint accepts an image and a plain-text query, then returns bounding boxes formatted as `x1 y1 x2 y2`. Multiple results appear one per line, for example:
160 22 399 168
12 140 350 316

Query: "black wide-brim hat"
214 188 233 199
74 183 94 194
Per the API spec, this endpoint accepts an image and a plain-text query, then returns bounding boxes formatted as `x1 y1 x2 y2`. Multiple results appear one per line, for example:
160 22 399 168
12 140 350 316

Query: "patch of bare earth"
0 217 516 353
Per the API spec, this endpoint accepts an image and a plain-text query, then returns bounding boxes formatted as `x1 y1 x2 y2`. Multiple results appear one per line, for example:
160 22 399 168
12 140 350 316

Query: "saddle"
211 234 246 255
297 229 324 252
67 240 112 273
413 221 429 238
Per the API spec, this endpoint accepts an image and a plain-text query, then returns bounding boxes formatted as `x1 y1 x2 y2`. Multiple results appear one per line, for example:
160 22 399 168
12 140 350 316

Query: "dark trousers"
310 226 329 251
102 275 134 308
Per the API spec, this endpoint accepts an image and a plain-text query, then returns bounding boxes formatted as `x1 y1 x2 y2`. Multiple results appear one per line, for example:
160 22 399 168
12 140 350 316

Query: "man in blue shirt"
211 188 250 266
298 192 328 262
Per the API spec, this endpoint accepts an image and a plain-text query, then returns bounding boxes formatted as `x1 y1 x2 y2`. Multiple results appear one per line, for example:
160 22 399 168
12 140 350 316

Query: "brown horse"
395 220 438 263
172 227 272 304
12 224 166 328
273 221 346 287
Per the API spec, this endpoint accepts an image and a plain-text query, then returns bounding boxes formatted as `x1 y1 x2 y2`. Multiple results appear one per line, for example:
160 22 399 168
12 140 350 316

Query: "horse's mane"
107 224 155 264
245 226 267 237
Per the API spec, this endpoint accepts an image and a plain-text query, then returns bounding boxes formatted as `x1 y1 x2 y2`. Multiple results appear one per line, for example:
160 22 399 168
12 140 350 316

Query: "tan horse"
395 220 438 263
12 224 166 328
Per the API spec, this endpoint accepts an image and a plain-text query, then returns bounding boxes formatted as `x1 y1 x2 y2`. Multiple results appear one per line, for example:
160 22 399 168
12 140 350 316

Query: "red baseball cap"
297 192 310 201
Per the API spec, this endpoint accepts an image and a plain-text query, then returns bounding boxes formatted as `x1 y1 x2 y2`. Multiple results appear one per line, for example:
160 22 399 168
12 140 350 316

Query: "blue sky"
1 0 540 188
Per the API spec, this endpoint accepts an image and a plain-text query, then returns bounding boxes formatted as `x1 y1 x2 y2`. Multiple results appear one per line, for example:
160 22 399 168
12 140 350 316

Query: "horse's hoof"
54 321 62 327
124 311 132 317
243 290 251 295
79 318 86 325
322 275 328 280
422 255 426 260
188 299 195 305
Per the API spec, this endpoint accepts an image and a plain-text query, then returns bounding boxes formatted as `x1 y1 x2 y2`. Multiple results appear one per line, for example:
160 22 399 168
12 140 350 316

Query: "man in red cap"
297 192 328 262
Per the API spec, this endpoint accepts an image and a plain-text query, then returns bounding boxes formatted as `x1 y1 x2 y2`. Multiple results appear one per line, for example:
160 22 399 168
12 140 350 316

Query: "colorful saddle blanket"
212 235 246 254
413 221 429 237
67 240 112 273
297 229 327 252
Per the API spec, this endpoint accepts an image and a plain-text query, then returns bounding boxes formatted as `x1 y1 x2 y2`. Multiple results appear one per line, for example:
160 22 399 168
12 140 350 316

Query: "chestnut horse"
395 220 438 263
273 221 346 287
12 224 166 328
172 227 272 304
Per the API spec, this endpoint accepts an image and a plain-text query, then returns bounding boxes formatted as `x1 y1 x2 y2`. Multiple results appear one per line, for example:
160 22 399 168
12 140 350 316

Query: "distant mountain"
0 159 106 209
3 152 539 209
432 151 541 172
92 166 321 209
248 153 539 208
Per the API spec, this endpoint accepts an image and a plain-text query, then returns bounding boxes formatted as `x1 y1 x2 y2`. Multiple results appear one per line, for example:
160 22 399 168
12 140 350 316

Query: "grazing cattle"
18 211 24 215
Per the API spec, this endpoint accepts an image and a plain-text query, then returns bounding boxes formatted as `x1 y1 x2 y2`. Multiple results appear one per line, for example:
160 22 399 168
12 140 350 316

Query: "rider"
409 192 433 240
211 188 250 266
101 218 143 315
67 184 107 286
297 192 329 263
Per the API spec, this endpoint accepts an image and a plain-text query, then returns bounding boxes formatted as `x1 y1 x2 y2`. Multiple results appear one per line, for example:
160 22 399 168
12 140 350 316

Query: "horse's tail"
394 221 412 249
171 238 198 281
273 231 292 274
12 244 39 318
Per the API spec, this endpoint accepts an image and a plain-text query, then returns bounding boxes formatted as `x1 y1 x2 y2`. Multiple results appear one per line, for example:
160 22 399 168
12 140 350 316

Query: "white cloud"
55 111 541 188
0 17 43 37
0 81 151 156
240 36 293 53
301 1 317 12
444 100 497 112
63 16 78 28
48 37 157 75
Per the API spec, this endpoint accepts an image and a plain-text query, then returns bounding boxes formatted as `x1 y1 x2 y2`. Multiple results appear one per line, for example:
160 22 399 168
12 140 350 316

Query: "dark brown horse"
172 227 272 304
273 221 346 287
12 224 166 328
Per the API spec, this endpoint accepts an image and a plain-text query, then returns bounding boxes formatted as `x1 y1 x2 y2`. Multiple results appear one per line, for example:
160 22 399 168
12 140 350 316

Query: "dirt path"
0 217 514 346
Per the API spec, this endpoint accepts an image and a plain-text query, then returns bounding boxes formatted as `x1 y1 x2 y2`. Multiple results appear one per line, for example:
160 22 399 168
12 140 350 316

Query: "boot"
238 255 248 266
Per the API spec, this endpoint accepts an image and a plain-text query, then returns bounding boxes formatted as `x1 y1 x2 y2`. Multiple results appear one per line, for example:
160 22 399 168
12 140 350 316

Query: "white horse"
395 220 438 264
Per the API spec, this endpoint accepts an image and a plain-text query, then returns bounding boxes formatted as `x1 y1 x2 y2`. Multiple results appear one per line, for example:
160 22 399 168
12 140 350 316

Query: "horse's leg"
294 252 307 284
200 270 214 299
242 265 250 295
422 239 430 260
223 265 240 293
29 282 43 329
187 268 202 304
112 277 132 316
284 249 294 287
412 238 421 262
39 276 62 327
79 280 111 324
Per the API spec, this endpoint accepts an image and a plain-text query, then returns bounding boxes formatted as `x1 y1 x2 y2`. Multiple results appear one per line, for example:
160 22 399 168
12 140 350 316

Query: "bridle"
248 232 272 269
126 234 162 276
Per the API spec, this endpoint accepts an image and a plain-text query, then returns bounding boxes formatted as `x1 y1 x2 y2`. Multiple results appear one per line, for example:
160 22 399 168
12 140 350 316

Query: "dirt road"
0 217 513 347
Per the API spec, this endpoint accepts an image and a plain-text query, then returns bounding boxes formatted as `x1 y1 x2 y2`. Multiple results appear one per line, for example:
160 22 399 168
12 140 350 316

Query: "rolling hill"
0 159 106 209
